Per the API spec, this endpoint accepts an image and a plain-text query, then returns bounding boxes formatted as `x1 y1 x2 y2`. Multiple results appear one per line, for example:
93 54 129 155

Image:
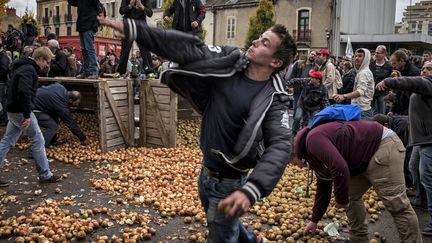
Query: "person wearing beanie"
285 71 329 138
294 121 421 242
47 39 71 77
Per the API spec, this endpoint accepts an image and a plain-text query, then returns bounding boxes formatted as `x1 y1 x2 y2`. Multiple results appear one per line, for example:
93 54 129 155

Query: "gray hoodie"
352 48 374 111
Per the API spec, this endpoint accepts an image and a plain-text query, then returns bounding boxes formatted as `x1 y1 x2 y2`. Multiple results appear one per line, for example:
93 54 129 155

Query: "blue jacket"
34 83 86 141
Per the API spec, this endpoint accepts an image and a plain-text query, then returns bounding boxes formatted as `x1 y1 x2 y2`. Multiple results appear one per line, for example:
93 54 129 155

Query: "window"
297 10 310 40
67 4 71 15
157 0 163 8
111 2 116 18
55 27 60 36
44 8 48 18
67 26 72 36
227 17 236 39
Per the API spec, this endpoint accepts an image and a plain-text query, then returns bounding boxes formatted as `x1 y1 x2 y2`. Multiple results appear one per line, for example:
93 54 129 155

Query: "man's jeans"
198 167 258 243
34 111 59 147
0 112 52 179
361 108 374 120
418 145 432 216
292 106 315 136
79 30 99 75
410 146 428 208
372 95 386 115
347 136 421 242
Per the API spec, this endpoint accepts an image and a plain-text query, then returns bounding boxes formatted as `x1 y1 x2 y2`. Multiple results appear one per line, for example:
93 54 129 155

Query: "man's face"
374 48 385 61
354 52 365 68
36 57 51 71
308 51 317 62
310 77 320 86
390 56 405 71
317 53 327 62
69 99 80 107
421 62 432 76
246 30 282 69
131 53 137 59
423 53 431 62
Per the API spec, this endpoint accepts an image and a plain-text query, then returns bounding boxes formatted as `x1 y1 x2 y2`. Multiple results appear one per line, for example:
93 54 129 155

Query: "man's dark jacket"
384 76 432 147
0 50 10 83
35 83 86 142
6 57 40 118
67 0 100 33
392 61 420 115
285 78 329 112
124 19 292 205
369 60 392 97
49 49 71 77
119 0 153 21
163 0 206 35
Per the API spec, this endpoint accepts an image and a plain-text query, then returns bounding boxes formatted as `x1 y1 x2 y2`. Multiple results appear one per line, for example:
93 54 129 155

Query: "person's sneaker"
86 74 99 79
0 179 9 187
422 224 432 236
76 73 86 79
39 175 62 183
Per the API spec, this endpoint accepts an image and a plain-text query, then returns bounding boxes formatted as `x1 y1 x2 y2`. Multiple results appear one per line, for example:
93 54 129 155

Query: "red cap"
319 49 330 56
309 71 323 80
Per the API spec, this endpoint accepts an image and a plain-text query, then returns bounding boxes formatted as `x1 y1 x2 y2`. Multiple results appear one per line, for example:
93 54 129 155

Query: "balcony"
64 13 72 23
53 15 60 24
292 29 311 43
42 16 49 25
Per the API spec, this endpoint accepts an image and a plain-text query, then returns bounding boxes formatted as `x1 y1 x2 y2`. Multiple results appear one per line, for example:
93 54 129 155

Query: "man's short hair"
47 39 60 49
371 114 389 126
270 24 297 72
423 51 432 55
69 91 81 101
64 46 73 53
355 48 366 55
391 50 408 62
32 46 54 61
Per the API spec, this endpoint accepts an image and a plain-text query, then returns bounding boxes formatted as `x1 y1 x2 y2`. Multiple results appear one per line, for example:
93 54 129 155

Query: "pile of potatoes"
10 114 388 242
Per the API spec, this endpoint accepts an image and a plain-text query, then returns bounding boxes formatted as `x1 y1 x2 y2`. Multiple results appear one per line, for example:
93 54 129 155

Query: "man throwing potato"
294 121 421 242
97 14 295 242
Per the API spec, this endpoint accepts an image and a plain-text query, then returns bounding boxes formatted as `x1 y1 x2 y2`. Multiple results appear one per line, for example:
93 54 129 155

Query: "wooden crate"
38 77 134 152
138 79 177 148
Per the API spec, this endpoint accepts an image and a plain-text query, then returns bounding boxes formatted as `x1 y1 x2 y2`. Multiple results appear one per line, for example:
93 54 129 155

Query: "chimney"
6 8 17 17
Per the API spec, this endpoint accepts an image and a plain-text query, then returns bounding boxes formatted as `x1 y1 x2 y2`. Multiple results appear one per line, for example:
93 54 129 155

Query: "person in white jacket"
334 48 374 119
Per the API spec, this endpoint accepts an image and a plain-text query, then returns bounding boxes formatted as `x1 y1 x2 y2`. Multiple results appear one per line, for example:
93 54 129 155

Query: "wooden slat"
138 80 147 146
106 123 120 133
127 81 135 145
169 90 177 147
152 87 171 95
145 81 169 146
106 115 129 125
105 107 130 117
103 81 130 146
107 137 126 147
107 144 127 151
112 93 128 100
104 100 129 108
153 95 170 104
106 80 128 87
98 84 107 152
108 87 127 94
106 130 123 140
146 136 163 146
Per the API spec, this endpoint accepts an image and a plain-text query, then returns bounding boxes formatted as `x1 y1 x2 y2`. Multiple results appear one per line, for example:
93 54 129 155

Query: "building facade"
0 8 22 32
396 0 432 35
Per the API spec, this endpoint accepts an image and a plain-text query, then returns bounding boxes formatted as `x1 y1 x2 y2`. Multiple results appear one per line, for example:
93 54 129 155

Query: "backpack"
130 60 141 78
310 104 361 128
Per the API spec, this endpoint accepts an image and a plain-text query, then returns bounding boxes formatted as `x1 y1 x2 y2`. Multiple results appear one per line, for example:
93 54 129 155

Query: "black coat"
384 76 432 147
6 57 40 118
119 0 153 20
369 60 392 97
67 0 100 33
0 50 10 83
49 49 71 77
392 61 420 115
163 0 206 35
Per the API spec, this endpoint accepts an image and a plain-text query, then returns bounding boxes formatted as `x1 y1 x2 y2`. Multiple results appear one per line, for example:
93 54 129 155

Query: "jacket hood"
355 48 371 72
10 56 40 73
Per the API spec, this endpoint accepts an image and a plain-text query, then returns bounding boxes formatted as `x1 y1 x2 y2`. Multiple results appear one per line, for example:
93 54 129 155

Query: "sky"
5 0 427 22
